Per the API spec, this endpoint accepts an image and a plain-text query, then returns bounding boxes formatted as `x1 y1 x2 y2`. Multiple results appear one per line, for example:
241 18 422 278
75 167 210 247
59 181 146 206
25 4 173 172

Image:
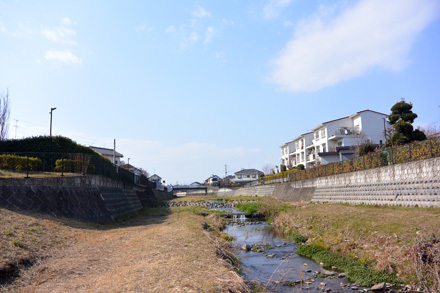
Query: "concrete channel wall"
216 157 440 207
0 175 172 222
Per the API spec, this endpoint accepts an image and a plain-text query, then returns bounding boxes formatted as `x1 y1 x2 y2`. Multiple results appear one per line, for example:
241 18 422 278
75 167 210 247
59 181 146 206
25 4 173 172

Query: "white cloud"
204 26 215 45
165 25 176 33
215 51 228 64
269 0 440 92
192 5 211 18
189 31 200 42
135 24 152 32
263 0 292 20
61 17 72 25
0 22 6 32
44 50 82 65
41 18 77 46
41 27 77 45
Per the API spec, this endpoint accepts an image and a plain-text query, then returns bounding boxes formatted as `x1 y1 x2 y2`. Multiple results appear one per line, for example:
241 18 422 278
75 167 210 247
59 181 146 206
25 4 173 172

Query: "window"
247 175 250 178
238 175 242 179
252 174 256 178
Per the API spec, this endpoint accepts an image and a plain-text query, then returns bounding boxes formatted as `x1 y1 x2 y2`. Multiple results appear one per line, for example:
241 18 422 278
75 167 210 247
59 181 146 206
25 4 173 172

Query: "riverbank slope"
0 207 247 292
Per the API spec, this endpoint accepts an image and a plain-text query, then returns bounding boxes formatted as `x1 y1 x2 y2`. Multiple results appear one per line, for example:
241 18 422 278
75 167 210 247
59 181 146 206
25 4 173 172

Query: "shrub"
297 164 305 171
0 154 42 171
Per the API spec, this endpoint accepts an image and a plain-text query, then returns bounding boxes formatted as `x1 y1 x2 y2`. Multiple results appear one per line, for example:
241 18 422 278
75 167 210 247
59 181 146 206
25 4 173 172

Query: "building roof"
428 132 440 139
312 109 388 131
90 146 123 157
349 109 388 118
292 132 313 142
149 174 162 180
234 168 263 175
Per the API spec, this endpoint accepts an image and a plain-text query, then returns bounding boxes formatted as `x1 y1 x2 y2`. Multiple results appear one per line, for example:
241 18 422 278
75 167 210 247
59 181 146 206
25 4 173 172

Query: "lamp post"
50 107 57 137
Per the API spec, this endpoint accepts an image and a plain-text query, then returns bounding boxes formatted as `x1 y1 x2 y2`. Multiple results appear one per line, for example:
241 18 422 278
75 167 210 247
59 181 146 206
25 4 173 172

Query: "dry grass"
268 201 440 283
1 208 248 292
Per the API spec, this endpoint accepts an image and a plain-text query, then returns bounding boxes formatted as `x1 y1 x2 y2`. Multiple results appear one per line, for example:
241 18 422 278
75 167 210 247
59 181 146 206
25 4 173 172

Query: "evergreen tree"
388 99 426 145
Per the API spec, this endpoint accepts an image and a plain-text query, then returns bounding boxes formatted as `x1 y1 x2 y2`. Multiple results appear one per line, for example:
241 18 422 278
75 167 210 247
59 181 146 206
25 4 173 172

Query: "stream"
222 212 366 292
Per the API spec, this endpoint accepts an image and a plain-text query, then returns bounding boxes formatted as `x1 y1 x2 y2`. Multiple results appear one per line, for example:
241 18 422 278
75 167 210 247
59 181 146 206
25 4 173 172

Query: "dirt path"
2 211 247 292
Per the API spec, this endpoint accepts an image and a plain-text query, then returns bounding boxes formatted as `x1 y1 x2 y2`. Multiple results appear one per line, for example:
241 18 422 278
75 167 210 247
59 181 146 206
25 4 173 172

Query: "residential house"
120 163 142 184
205 175 221 186
90 146 123 166
281 109 389 168
232 169 264 183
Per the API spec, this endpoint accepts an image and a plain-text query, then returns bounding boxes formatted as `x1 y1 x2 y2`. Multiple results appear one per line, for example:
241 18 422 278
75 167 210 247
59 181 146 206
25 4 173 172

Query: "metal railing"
0 152 151 186
264 138 440 184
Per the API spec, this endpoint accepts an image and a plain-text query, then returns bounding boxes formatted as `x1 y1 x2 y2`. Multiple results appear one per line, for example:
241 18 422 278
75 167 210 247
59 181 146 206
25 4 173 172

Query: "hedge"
0 154 42 171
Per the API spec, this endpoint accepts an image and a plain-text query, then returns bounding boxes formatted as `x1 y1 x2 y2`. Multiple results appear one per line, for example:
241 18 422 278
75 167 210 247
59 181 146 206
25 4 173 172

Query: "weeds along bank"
236 198 440 291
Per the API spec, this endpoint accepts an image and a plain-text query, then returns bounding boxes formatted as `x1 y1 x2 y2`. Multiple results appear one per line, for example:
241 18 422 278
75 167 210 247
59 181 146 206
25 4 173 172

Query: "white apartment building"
280 110 389 169
280 140 295 168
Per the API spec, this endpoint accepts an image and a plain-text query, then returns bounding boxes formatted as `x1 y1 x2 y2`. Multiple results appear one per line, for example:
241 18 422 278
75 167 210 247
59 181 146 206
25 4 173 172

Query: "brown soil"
1 208 248 292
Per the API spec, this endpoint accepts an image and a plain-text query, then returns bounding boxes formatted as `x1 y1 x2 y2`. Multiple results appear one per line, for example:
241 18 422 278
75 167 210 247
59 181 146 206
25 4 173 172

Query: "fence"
0 152 150 186
264 138 440 183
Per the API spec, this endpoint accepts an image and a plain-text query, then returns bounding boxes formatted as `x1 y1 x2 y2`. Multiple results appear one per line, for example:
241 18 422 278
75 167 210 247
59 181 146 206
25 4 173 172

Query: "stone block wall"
0 176 161 222
312 157 440 207
227 157 440 207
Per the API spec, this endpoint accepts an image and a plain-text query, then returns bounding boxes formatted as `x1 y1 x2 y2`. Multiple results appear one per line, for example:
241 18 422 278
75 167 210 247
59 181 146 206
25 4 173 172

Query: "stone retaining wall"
223 157 440 207
0 176 169 222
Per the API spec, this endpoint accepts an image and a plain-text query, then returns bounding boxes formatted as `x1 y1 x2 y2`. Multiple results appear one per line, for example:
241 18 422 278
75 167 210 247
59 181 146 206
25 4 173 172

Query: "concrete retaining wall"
222 157 440 207
0 176 169 222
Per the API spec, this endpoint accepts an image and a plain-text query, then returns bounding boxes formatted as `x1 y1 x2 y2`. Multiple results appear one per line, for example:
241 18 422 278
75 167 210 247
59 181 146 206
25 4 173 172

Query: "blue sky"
1 0 439 184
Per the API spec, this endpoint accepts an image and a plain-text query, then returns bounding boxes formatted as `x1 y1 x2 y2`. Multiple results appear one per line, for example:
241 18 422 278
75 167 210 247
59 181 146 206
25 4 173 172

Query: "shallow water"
225 221 364 292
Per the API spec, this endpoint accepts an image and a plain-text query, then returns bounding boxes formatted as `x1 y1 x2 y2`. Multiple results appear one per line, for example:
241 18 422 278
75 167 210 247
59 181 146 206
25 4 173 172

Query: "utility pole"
224 164 228 178
14 119 18 139
49 107 56 137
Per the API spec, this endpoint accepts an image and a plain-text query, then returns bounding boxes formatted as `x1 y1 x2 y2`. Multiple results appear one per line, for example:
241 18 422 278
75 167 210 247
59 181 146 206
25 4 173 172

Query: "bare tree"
0 89 10 141
261 164 275 175
417 124 439 137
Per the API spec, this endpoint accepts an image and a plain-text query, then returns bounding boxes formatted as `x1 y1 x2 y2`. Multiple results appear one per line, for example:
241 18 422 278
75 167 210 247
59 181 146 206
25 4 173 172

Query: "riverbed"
224 217 366 292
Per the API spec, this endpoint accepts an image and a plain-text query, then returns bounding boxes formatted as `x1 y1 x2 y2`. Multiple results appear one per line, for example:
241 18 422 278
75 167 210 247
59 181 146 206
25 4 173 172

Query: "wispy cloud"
0 22 6 32
135 24 153 32
269 0 440 92
44 50 82 65
61 17 72 25
164 25 176 33
192 5 211 18
204 26 215 45
41 17 77 45
263 0 292 20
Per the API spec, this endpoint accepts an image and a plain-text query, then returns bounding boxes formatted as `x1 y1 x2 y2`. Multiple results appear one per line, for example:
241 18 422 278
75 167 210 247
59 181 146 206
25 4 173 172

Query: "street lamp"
50 107 57 137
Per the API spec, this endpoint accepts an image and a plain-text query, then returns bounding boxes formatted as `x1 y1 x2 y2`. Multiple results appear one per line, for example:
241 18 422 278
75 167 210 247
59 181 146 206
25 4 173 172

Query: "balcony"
328 127 361 141
307 153 315 163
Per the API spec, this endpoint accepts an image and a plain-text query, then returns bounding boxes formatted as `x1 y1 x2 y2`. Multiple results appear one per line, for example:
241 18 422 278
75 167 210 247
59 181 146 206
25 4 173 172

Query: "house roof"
428 132 440 139
149 174 162 180
120 163 141 172
234 168 263 175
90 146 123 158
349 109 388 118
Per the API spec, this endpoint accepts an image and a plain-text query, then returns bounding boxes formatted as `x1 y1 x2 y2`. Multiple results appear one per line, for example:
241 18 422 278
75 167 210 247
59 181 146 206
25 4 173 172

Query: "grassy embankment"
236 198 440 290
1 196 257 292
